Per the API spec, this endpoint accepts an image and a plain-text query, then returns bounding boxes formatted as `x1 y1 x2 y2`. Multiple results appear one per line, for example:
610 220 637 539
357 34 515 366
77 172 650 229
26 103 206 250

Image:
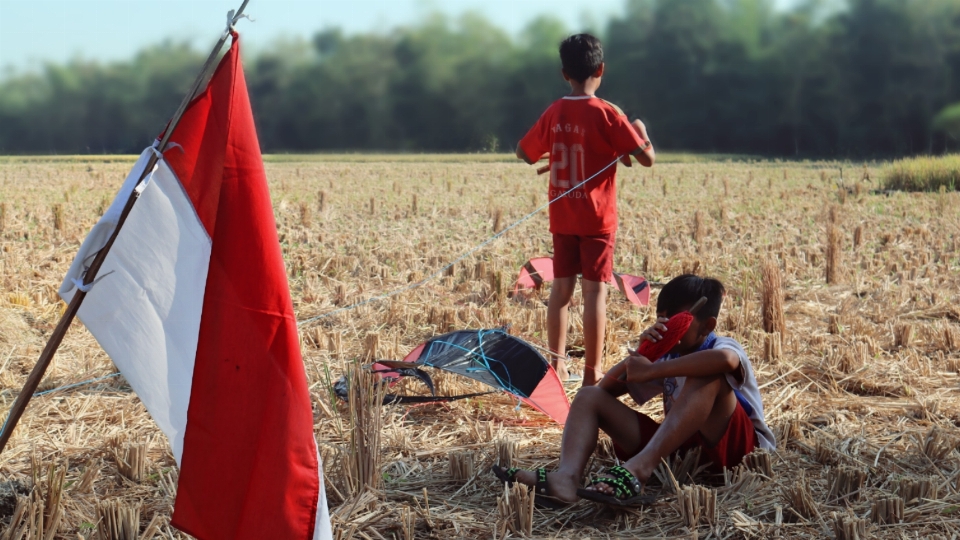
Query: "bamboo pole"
0 0 251 455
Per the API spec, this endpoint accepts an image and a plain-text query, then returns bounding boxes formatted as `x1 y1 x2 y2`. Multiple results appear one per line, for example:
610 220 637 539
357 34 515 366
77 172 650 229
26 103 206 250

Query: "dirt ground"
1 154 959 538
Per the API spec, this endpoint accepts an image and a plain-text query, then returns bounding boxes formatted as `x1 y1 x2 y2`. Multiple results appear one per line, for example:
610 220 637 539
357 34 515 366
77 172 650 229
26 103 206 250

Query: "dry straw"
345 362 386 495
871 495 904 524
676 485 716 527
831 512 867 540
51 203 64 232
760 258 785 335
447 451 475 482
496 483 534 538
112 439 149 484
495 437 517 468
95 499 140 540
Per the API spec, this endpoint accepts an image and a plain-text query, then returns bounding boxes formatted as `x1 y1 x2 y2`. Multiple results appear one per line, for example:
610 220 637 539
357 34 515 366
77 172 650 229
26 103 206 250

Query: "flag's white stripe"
61 155 211 464
313 451 333 540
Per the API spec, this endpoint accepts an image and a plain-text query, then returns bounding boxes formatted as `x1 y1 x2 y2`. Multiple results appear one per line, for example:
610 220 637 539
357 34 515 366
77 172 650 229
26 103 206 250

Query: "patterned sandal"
576 466 657 507
491 464 520 486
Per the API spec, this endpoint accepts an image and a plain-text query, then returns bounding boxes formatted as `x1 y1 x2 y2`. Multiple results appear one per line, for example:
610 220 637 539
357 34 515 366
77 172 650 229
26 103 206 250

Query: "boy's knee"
680 374 731 397
572 385 608 406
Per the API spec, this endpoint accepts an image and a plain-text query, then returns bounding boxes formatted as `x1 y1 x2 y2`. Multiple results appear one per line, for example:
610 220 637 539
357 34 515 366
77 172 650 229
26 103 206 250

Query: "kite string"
297 155 623 327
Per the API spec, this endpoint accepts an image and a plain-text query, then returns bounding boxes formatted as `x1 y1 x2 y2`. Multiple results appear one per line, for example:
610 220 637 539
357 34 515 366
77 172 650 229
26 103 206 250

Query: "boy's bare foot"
582 367 604 387
512 469 579 504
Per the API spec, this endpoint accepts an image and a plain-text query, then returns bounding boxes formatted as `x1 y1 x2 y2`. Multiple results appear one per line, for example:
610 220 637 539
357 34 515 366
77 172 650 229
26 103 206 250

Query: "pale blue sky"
0 0 796 75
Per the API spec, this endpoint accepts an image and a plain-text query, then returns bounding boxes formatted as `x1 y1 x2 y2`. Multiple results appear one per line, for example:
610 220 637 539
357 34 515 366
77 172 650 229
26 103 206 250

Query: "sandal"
576 466 658 507
491 465 571 510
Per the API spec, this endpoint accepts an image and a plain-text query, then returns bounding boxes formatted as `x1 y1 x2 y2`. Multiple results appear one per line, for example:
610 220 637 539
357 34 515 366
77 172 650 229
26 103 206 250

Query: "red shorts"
553 232 616 282
613 402 757 472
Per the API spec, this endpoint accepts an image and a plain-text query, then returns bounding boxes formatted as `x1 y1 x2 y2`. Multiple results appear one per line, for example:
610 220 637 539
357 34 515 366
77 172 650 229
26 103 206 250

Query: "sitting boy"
493 274 775 506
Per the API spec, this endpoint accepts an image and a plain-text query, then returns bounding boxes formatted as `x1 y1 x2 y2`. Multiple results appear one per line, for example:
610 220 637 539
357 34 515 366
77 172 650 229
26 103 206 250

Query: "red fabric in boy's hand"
635 311 695 361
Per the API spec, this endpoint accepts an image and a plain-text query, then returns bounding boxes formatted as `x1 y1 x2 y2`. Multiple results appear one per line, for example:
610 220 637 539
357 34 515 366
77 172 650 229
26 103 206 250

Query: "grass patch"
882 154 960 192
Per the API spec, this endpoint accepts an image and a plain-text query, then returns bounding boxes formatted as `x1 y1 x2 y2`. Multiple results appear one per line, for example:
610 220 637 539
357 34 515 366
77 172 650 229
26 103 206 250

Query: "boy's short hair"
559 34 604 83
657 275 726 321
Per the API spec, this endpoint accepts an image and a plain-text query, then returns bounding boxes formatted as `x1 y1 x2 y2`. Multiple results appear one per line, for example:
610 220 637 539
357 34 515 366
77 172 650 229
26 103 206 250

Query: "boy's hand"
630 119 655 167
639 317 670 344
624 354 656 383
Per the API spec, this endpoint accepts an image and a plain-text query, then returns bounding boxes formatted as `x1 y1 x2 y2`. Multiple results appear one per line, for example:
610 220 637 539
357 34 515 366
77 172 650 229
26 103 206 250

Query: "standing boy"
516 34 655 386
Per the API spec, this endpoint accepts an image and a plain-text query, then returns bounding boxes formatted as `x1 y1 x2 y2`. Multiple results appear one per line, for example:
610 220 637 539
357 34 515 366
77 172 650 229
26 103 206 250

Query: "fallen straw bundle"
898 475 938 504
95 499 140 540
870 495 904 524
827 466 867 503
763 332 782 362
920 427 956 461
826 222 843 284
831 512 867 540
676 485 717 527
894 322 914 348
345 362 386 495
448 451 475 482
495 437 517 469
114 440 148 483
74 459 100 493
496 483 534 538
760 258 785 335
743 449 773 478
785 473 820 521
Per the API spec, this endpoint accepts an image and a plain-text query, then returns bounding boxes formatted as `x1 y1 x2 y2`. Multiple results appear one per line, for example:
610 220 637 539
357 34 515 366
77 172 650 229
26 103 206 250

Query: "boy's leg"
579 233 614 386
511 386 652 502
589 374 737 495
580 279 607 386
547 276 576 379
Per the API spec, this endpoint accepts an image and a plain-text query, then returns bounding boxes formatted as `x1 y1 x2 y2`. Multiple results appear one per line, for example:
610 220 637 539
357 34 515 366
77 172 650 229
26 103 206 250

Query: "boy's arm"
516 143 538 165
599 359 662 405
624 348 740 384
629 119 656 167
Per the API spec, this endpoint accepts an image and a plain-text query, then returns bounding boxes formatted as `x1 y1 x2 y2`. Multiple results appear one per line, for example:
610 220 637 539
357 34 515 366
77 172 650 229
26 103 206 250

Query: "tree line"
1 0 959 158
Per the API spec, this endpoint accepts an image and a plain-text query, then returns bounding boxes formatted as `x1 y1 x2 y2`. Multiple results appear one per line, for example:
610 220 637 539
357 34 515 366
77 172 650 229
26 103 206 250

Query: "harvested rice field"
1 154 960 539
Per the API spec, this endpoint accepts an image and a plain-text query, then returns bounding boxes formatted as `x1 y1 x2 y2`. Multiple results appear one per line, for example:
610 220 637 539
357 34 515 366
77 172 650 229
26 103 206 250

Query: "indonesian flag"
59 34 332 539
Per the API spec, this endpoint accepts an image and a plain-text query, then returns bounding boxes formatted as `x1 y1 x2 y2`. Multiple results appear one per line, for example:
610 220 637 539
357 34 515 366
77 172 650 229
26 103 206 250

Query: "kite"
512 257 651 307
350 329 570 425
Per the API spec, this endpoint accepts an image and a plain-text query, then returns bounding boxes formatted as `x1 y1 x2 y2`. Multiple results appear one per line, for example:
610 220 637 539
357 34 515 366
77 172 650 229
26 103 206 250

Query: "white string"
71 278 93 293
226 9 254 33
297 155 623 327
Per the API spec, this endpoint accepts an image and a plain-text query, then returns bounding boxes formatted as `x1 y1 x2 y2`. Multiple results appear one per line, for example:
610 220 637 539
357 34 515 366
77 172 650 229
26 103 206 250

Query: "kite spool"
624 296 708 373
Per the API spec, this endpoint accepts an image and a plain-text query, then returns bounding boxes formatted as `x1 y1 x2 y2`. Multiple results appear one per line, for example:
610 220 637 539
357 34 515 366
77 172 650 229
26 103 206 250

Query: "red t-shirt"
519 96 645 236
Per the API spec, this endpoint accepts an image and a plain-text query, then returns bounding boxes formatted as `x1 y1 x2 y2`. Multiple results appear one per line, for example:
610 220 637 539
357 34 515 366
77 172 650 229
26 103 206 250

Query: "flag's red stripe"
164 36 320 539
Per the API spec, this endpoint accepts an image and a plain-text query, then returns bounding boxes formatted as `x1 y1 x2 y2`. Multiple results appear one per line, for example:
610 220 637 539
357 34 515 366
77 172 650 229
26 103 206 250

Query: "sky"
0 0 796 75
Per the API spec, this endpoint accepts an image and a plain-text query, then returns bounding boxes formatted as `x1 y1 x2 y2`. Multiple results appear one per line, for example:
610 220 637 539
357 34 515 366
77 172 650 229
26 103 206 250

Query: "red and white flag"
59 35 332 540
